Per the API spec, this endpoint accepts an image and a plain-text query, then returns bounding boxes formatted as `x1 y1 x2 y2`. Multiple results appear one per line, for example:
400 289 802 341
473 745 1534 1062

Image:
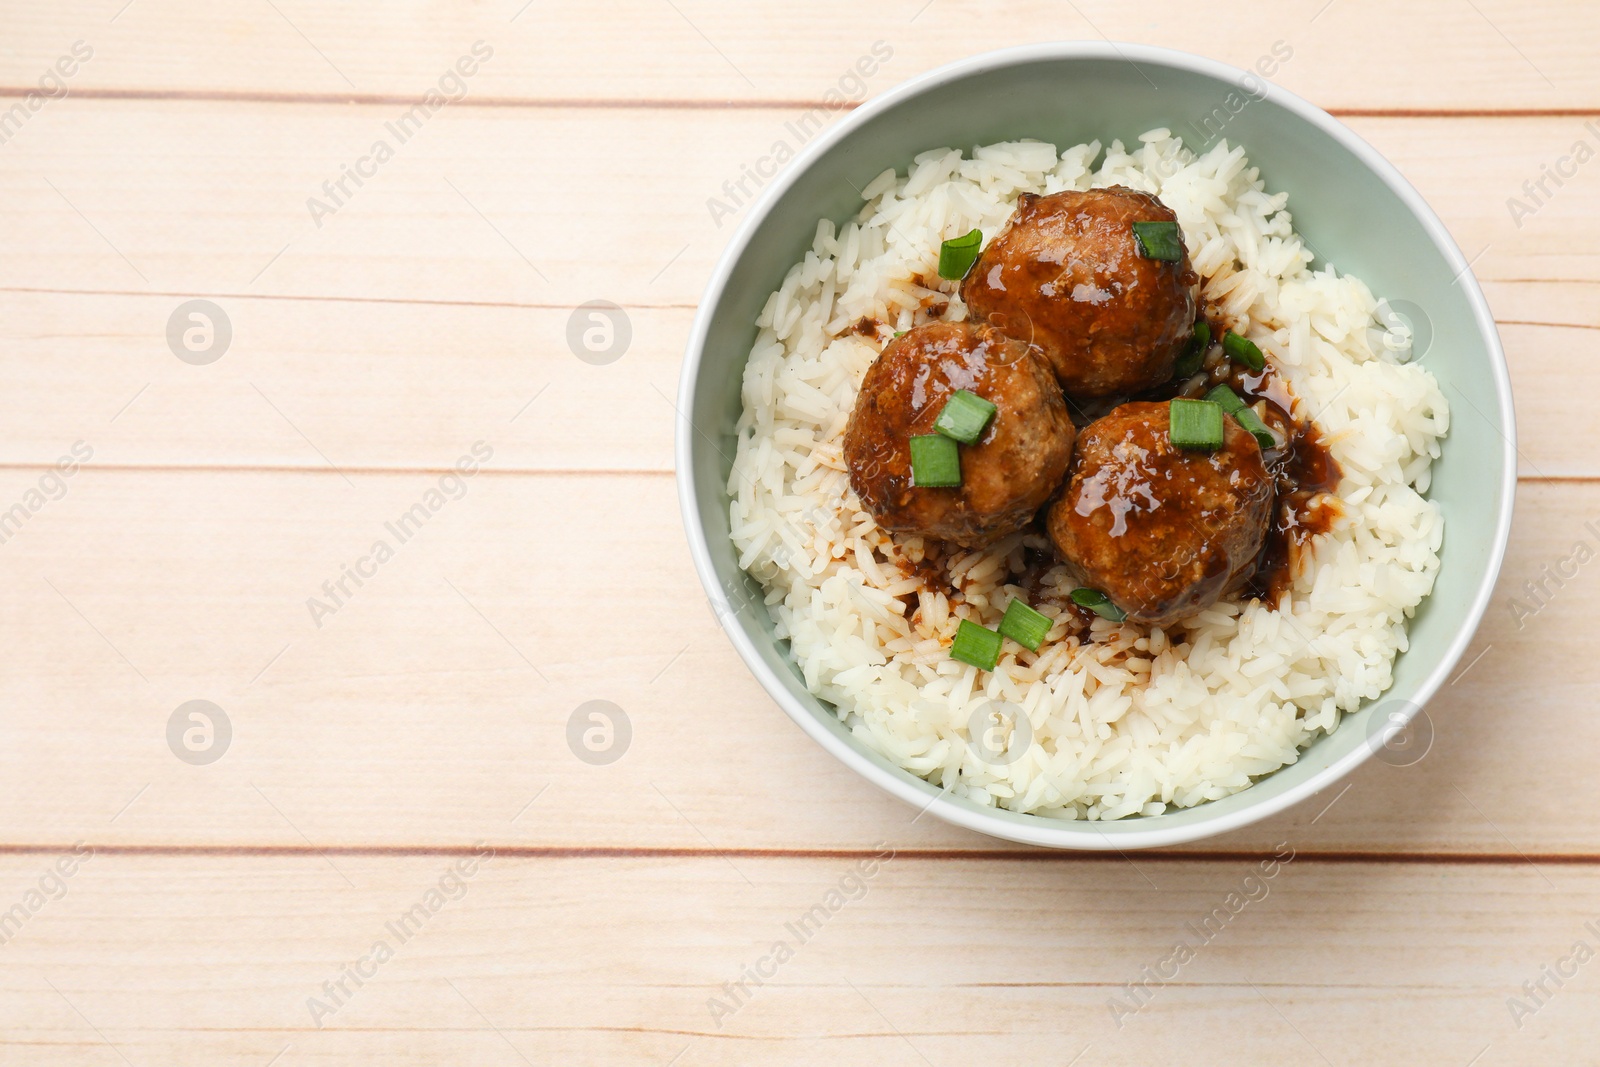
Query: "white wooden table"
0 2 1594 1062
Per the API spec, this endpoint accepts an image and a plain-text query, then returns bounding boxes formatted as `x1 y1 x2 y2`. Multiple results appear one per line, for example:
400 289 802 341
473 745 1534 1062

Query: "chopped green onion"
1238 409 1276 452
1168 398 1225 450
937 228 984 280
1070 587 1127 622
1223 330 1266 371
951 618 1003 670
1132 220 1183 262
909 434 960 487
1172 320 1212 379
999 599 1051 651
1205 384 1276 452
933 389 997 444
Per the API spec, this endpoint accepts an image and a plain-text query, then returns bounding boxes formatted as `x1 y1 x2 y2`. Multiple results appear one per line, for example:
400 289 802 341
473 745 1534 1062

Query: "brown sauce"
898 543 953 592
905 274 953 315
892 535 1093 640
1243 416 1342 602
1009 543 1085 621
1210 337 1343 604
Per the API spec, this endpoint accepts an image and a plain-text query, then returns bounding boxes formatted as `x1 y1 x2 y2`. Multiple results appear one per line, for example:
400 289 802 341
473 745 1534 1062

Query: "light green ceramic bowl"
676 43 1515 849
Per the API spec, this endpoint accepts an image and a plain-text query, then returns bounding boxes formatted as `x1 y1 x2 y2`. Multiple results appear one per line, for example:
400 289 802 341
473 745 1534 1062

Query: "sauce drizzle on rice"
1248 411 1344 603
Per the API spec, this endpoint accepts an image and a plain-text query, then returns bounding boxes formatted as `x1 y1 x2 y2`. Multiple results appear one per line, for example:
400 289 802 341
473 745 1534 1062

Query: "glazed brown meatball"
961 186 1198 398
1046 401 1273 627
844 321 1076 547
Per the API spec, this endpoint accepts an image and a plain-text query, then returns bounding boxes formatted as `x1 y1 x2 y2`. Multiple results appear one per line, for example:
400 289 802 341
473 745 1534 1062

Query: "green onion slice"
937 228 984 280
999 599 1051 651
1172 320 1212 379
951 618 1003 670
1172 345 1203 381
933 389 997 444
909 434 960 487
1070 588 1127 623
1168 398 1224 451
1223 330 1266 371
1132 220 1183 262
1205 385 1276 452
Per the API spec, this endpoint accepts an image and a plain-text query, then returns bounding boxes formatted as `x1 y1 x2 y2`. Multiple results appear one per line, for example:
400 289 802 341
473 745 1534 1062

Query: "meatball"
844 321 1076 547
1045 401 1273 626
961 186 1198 398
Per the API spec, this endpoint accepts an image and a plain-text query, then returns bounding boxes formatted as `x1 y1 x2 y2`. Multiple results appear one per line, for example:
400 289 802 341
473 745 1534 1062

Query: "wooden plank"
0 851 1589 1064
0 290 686 474
0 288 1580 475
0 465 1587 855
2 106 1597 312
0 0 1594 111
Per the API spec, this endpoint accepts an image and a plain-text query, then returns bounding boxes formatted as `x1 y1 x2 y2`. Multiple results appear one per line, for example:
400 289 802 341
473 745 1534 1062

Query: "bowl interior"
681 46 1512 847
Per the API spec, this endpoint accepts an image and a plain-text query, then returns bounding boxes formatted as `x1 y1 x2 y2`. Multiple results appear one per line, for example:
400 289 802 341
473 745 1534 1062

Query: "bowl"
675 43 1515 849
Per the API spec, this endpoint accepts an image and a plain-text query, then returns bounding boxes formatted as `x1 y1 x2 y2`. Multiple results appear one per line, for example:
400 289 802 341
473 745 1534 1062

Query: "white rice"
726 130 1449 820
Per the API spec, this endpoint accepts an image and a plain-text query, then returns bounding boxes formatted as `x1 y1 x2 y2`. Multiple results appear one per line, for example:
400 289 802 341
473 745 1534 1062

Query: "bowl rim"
675 41 1517 850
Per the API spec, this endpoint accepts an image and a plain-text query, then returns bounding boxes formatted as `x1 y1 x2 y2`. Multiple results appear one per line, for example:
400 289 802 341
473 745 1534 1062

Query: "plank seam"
2 844 1597 865
0 463 674 478
0 286 697 313
0 88 1596 117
